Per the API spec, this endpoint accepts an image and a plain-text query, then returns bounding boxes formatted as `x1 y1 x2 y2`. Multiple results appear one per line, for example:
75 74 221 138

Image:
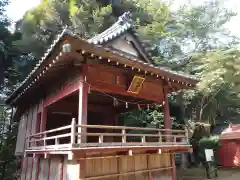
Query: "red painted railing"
26 118 189 151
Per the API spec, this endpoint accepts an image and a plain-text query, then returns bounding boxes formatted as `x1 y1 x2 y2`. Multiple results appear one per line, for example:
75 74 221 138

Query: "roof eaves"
5 29 76 104
102 46 198 82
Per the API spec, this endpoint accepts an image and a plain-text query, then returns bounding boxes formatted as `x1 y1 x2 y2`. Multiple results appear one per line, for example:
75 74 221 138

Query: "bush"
198 135 220 164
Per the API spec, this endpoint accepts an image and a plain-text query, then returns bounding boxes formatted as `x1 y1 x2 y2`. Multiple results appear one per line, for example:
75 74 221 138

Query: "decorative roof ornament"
62 40 72 53
118 11 133 25
88 11 133 45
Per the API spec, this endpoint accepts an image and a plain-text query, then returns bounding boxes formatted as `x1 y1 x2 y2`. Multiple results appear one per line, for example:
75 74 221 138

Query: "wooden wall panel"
84 154 172 180
88 65 126 87
121 156 135 173
38 159 49 180
15 114 27 155
20 157 27 180
149 153 171 169
140 81 163 100
49 157 62 180
26 157 33 180
86 157 118 177
87 64 163 102
31 158 39 180
134 155 147 171
25 154 173 180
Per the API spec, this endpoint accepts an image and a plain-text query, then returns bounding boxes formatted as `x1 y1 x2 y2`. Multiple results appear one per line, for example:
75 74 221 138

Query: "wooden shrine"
6 12 198 180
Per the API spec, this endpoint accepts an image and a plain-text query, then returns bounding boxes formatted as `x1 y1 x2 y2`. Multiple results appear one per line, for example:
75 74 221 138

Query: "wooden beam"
43 78 80 107
48 101 115 114
89 80 162 103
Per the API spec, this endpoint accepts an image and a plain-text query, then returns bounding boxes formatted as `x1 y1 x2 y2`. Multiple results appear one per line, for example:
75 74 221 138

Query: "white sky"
6 0 41 21
5 0 240 37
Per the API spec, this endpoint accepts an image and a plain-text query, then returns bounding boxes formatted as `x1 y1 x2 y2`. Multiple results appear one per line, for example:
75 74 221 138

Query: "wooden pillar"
163 92 171 130
171 153 176 180
66 160 80 180
78 69 88 144
47 158 51 180
40 105 47 132
163 91 172 143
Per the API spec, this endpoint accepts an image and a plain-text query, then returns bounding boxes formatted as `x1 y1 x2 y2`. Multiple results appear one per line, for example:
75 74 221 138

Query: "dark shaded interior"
45 90 152 145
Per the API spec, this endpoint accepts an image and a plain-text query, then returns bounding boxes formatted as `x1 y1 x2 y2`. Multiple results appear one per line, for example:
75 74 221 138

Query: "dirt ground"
177 167 240 180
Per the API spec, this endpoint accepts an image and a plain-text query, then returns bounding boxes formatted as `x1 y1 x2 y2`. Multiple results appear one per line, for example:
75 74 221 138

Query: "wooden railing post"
185 127 189 144
99 135 104 144
71 118 76 147
55 138 59 145
158 131 162 143
26 134 30 149
43 132 47 149
122 128 126 144
174 136 177 144
141 136 146 143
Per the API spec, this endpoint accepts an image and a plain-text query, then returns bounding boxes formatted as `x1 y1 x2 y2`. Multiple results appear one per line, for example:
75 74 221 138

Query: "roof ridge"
88 11 133 44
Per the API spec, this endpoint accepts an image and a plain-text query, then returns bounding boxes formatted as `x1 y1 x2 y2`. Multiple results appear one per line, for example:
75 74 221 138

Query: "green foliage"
197 135 220 164
0 106 20 180
0 0 30 95
120 105 183 129
0 123 20 180
15 0 117 58
199 135 220 150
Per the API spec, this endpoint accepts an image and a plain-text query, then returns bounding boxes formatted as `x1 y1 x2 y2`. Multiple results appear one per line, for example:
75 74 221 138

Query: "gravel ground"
177 167 240 180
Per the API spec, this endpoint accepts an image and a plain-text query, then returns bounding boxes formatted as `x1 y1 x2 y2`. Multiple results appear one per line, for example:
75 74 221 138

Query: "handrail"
76 124 185 133
26 118 189 151
75 132 185 138
28 125 71 138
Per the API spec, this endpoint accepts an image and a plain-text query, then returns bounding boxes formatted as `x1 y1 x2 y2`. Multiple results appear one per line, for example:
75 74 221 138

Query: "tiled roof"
88 12 133 45
88 11 153 64
6 12 199 104
220 124 240 140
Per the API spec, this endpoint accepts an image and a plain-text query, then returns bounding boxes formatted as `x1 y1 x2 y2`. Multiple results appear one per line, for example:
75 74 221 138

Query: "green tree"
0 0 29 95
184 48 240 123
